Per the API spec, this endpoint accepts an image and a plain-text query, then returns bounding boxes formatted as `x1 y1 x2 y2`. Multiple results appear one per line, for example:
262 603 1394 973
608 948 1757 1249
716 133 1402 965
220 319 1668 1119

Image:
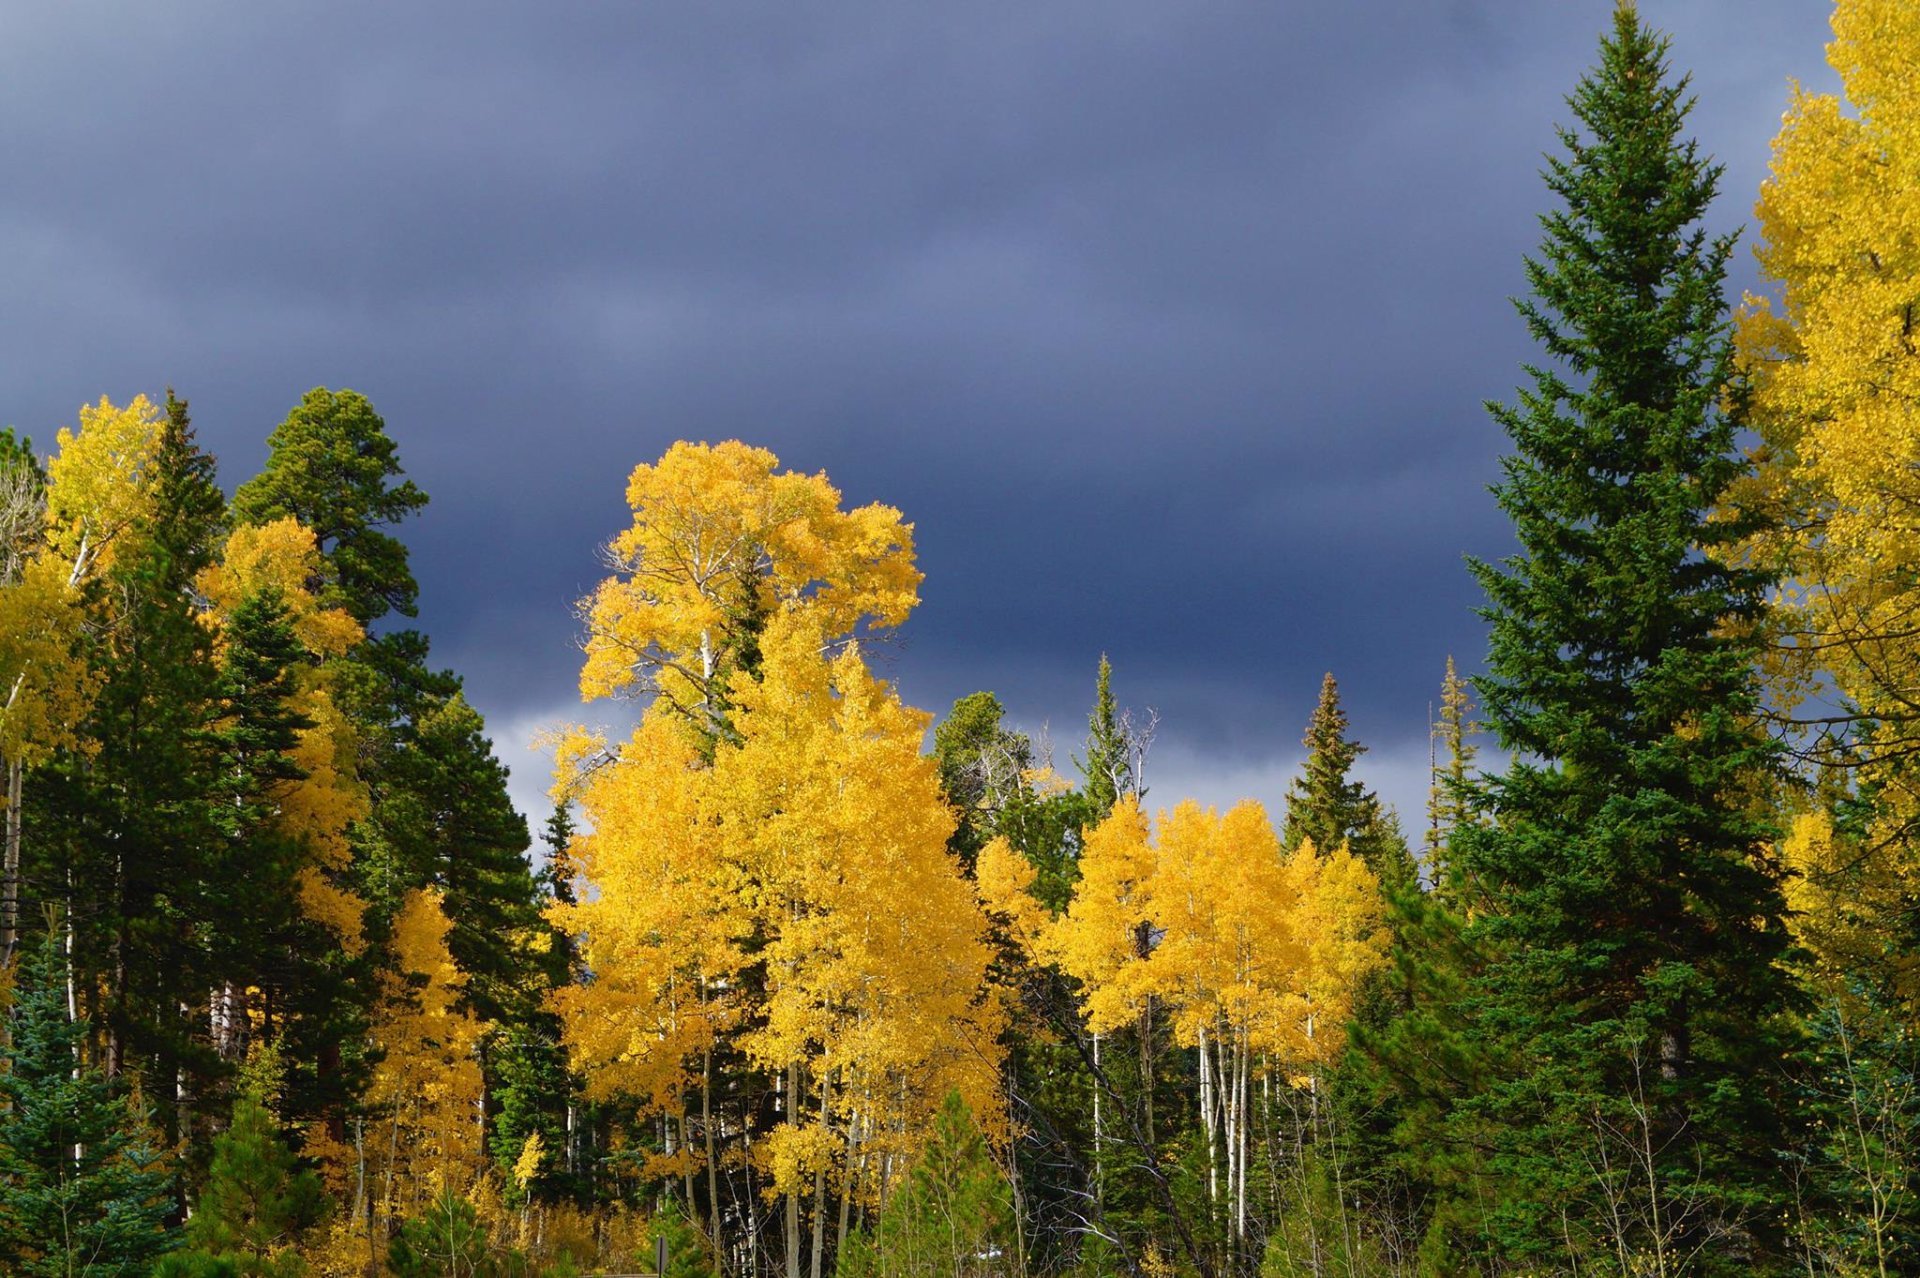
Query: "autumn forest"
3 4 1919 1276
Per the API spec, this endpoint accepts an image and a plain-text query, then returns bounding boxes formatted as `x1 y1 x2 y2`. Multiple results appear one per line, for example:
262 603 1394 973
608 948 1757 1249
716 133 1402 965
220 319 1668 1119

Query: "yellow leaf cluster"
552 613 1003 1201
44 395 166 580
362 888 488 1213
1035 798 1386 1073
282 688 369 951
1740 0 1920 960
3 396 176 768
196 518 363 659
0 554 100 767
577 441 920 721
1780 809 1920 1006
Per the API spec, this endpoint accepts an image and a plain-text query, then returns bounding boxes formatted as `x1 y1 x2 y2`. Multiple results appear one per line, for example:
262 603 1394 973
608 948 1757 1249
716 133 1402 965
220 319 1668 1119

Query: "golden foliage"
553 612 1003 1204
1041 799 1386 1073
362 889 488 1216
0 554 100 767
44 394 166 580
195 517 363 659
1739 0 1920 992
577 440 920 724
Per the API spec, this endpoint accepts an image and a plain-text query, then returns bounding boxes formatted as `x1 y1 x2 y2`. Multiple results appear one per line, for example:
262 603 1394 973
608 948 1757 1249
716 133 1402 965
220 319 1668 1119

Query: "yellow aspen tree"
43 395 168 585
547 709 750 1124
2 397 165 961
1035 799 1386 1248
577 440 919 737
1740 1 1920 859
364 888 488 1223
196 517 365 659
553 443 997 1278
719 617 1003 1207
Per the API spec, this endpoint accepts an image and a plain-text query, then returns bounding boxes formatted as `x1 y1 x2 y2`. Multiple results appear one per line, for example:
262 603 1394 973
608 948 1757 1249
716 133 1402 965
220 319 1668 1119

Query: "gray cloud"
0 1 1840 820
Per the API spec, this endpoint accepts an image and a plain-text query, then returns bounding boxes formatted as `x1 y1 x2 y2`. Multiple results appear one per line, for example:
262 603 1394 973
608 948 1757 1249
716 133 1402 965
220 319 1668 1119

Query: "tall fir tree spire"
1450 8 1795 1265
1077 654 1132 818
1281 673 1414 890
1423 656 1478 892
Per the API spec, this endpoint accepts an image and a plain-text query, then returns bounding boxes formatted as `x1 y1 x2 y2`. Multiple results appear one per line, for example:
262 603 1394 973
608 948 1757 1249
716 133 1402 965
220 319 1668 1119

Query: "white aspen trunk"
1200 1024 1218 1205
2 756 20 965
786 1063 802 1278
682 1110 696 1220
1092 1031 1104 1210
1235 1032 1250 1248
353 1115 367 1226
704 1048 722 1253
837 1097 857 1275
810 1075 829 1278
745 1118 761 1278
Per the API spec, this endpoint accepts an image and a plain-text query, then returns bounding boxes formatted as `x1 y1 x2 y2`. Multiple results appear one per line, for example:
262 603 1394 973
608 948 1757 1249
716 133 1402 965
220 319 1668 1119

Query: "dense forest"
3 4 1918 1275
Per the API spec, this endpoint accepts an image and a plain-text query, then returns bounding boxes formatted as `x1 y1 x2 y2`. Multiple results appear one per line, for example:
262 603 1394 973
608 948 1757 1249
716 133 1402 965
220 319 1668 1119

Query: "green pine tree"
0 927 176 1277
932 691 1032 868
837 1091 1011 1278
1075 655 1132 818
645 1197 719 1278
158 1087 327 1278
1450 7 1796 1267
386 1190 502 1278
1280 672 1415 892
1422 656 1479 896
230 387 427 627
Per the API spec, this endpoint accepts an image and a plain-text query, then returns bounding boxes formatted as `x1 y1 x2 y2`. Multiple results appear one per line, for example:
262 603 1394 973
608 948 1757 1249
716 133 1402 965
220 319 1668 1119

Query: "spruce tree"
1451 7 1795 1266
932 691 1032 867
1280 672 1414 891
1076 655 1132 818
1423 656 1479 894
0 927 175 1277
838 1091 1012 1278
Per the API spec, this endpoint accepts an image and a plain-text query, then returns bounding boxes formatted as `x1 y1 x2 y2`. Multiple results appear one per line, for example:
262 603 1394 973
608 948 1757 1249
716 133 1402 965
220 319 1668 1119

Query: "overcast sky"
0 2 1841 832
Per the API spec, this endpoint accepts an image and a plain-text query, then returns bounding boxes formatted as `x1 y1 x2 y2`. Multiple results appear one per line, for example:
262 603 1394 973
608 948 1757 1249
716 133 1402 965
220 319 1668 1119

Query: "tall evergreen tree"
375 693 539 1022
932 691 1032 868
1450 7 1796 1266
0 927 176 1277
230 388 427 628
1076 655 1133 818
1280 672 1414 891
159 1088 327 1277
1423 656 1479 895
29 391 228 1166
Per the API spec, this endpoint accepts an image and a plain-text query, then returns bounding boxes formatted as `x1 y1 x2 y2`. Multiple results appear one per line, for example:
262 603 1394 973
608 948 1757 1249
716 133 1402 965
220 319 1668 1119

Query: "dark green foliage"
1280 673 1414 892
388 1190 515 1278
27 391 229 1165
230 387 428 626
932 691 1033 867
836 1091 1011 1278
161 1090 327 1276
378 693 541 1021
1445 8 1797 1266
1785 992 1920 1272
645 1197 719 1278
0 928 176 1277
1075 654 1133 818
207 588 370 1133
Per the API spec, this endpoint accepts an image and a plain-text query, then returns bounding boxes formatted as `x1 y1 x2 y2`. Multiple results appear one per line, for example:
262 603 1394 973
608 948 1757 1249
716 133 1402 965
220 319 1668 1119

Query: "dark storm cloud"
0 2 1839 821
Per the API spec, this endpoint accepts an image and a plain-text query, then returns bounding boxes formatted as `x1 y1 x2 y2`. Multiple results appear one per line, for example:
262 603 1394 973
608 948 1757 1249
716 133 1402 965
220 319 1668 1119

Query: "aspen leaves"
986 796 1388 1073
553 443 1000 1204
577 440 919 727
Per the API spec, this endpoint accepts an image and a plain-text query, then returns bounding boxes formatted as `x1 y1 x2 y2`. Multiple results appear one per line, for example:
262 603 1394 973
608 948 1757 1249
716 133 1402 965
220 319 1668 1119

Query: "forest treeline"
4 3 1919 1276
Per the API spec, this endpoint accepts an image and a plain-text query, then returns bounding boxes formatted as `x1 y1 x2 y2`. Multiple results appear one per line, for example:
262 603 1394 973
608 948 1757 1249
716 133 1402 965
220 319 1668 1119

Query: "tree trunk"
2 756 20 966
